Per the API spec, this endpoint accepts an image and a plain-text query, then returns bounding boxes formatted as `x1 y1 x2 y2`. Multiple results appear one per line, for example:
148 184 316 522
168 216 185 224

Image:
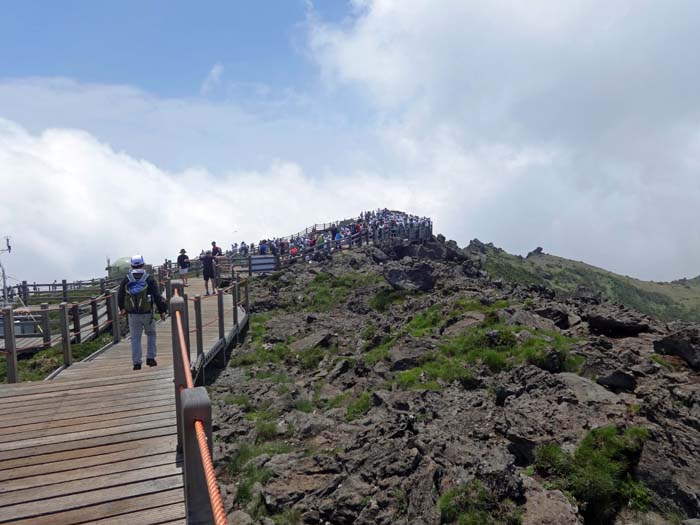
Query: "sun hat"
180 249 186 254
130 254 145 267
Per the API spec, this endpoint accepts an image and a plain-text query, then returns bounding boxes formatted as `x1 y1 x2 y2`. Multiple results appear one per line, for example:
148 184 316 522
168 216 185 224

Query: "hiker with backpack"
118 254 168 370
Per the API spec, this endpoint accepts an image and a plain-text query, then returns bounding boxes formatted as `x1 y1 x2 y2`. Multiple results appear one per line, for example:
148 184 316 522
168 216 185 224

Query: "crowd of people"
171 209 432 293
225 209 433 259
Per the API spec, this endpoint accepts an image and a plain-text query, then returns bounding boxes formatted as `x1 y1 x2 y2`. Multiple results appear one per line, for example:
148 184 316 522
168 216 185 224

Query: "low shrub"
533 425 651 524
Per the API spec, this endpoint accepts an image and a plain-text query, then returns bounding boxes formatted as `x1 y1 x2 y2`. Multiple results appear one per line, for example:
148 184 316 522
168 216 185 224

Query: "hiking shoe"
133 363 142 370
146 358 157 367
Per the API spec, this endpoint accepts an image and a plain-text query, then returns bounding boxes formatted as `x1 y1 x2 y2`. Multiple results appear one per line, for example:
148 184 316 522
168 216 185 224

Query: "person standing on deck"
200 250 217 295
118 254 168 371
211 241 223 256
176 249 190 286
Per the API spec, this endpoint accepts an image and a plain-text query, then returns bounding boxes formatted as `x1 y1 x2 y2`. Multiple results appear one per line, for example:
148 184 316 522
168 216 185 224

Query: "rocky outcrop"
210 237 700 524
384 263 435 291
653 328 700 370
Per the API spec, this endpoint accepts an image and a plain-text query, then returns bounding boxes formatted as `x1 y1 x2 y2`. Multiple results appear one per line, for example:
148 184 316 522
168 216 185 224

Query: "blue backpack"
125 272 152 313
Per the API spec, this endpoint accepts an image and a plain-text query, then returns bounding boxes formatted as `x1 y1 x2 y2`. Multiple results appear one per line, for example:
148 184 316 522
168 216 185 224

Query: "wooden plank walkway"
0 278 244 524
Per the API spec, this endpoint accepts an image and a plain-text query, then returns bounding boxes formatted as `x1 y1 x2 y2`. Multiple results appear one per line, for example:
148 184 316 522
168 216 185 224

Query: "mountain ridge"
462 239 700 323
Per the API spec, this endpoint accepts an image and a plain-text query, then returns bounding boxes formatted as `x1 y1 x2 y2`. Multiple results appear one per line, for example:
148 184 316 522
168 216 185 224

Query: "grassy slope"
481 248 700 322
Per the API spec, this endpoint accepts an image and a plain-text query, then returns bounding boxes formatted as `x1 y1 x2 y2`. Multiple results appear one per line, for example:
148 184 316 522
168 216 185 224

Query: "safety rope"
172 288 226 522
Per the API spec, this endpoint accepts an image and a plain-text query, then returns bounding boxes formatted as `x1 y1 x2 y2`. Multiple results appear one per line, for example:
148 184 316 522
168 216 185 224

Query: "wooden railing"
169 278 250 523
1 291 121 382
5 277 122 306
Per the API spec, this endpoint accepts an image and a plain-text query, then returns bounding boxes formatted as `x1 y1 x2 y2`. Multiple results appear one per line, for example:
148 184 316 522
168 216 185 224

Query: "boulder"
534 307 571 329
389 345 427 371
653 328 700 370
367 246 389 264
521 476 583 525
596 370 637 393
290 331 331 353
442 312 486 336
502 309 557 332
384 264 435 292
586 314 651 338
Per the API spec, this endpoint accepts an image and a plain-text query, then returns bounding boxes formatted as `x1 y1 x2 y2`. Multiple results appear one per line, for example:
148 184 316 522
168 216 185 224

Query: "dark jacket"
118 272 168 314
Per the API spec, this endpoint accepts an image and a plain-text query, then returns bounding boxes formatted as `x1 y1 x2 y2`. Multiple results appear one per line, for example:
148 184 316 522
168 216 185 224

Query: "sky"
1 0 699 283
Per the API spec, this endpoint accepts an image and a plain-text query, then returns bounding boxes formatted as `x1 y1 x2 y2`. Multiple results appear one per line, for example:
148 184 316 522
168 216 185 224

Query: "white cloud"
200 62 224 95
2 1 700 284
306 0 700 280
0 115 554 283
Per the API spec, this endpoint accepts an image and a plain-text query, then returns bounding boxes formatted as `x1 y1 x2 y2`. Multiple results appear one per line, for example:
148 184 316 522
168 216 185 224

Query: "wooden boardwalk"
0 278 243 524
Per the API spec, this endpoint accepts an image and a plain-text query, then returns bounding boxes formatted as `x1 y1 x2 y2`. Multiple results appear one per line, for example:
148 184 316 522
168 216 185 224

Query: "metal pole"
59 302 72 367
2 307 18 383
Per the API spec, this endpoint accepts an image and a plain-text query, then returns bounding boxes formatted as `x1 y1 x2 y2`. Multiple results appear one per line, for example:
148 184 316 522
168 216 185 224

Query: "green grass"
231 342 290 367
295 399 314 413
236 466 274 505
363 336 396 365
303 272 382 312
650 354 674 371
256 419 278 441
533 425 651 524
438 479 522 525
393 322 579 391
299 346 325 370
369 288 414 312
225 394 252 409
479 246 700 322
396 356 478 390
1 332 114 383
226 441 293 476
406 305 443 337
346 392 372 421
439 323 581 373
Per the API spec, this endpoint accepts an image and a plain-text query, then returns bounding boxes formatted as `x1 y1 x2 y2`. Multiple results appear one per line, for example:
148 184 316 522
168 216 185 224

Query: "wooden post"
194 296 203 358
105 291 113 340
59 302 72 367
41 303 50 349
244 279 250 311
165 278 172 303
181 387 215 524
217 289 225 340
71 303 81 344
21 280 29 304
111 292 121 343
169 292 187 452
183 291 191 355
99 279 106 294
232 279 239 334
2 307 18 383
248 256 253 277
91 296 99 336
62 280 68 302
